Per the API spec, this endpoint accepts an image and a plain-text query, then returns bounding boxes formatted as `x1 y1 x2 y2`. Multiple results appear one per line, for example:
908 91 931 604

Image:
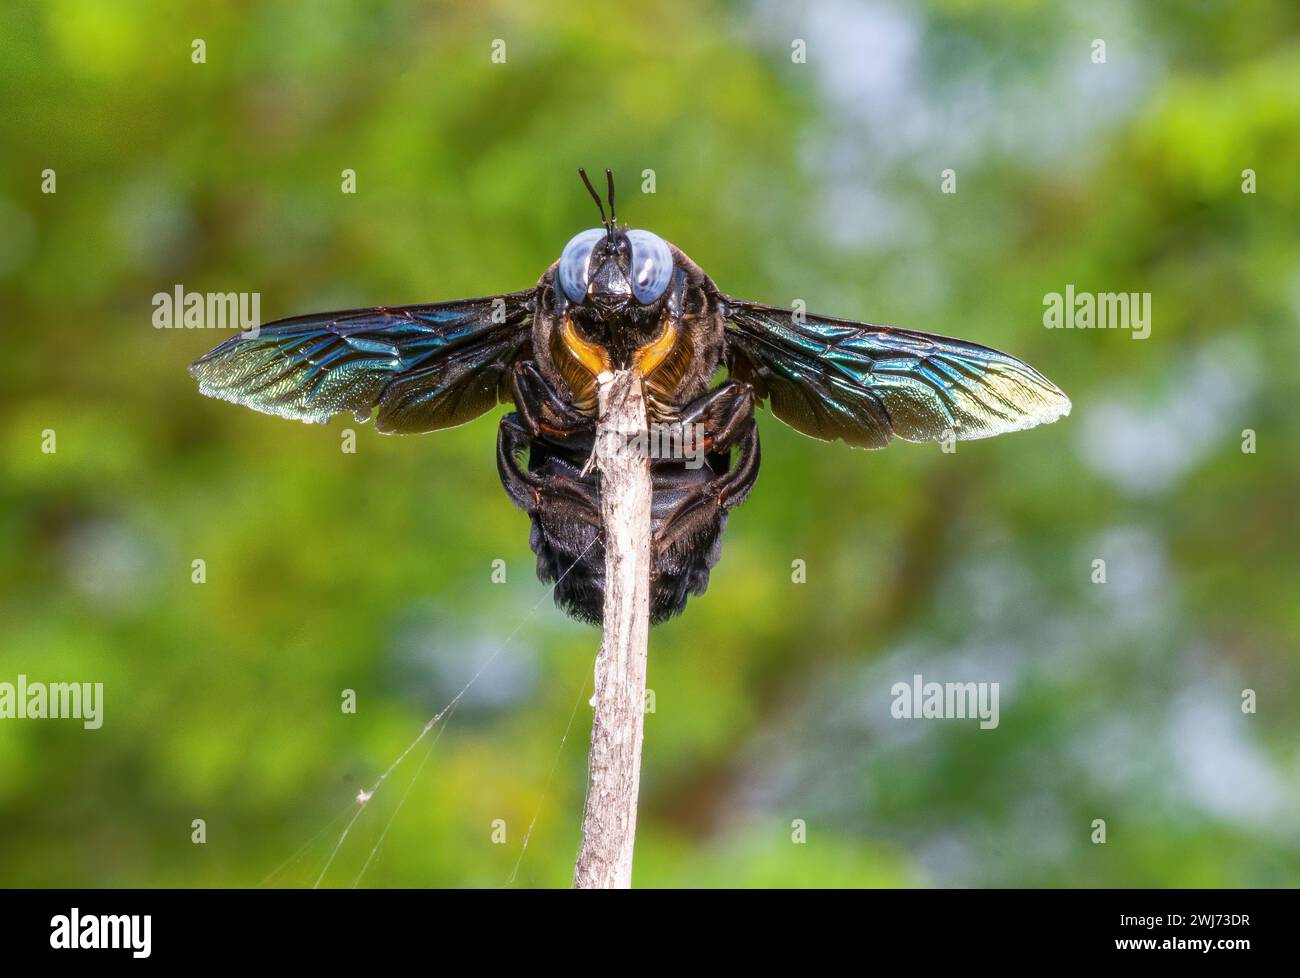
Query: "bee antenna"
578 168 608 232
605 168 616 235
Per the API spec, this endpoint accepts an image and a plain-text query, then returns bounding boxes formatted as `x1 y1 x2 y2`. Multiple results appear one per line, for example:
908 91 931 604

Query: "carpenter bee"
191 170 1070 625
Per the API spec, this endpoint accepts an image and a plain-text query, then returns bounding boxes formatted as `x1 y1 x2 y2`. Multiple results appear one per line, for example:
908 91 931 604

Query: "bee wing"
722 298 1070 449
190 291 533 433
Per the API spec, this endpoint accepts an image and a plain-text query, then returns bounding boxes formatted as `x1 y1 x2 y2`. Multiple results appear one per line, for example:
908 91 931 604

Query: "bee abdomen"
496 412 754 627
527 507 726 626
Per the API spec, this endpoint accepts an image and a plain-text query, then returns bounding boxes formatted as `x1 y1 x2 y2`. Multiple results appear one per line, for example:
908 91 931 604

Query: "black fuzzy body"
496 416 754 626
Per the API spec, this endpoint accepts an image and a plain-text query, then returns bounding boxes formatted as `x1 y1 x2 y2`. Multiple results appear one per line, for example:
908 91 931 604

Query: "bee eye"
558 228 605 303
627 230 673 304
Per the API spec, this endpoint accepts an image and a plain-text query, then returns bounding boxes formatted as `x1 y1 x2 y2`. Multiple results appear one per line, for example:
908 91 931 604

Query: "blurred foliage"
1 0 1297 887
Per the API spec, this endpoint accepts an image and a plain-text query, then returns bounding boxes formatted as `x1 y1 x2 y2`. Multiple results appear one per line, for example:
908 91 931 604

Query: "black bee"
192 170 1069 624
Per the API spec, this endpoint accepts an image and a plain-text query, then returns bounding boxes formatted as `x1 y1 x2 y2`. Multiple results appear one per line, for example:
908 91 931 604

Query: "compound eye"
627 230 673 304
557 228 605 303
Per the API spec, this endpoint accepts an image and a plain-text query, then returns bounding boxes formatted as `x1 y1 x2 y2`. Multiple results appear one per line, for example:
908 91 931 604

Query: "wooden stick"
573 368 653 889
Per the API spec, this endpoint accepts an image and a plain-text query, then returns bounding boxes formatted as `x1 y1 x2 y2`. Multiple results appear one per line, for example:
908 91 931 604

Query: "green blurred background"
2 0 1297 887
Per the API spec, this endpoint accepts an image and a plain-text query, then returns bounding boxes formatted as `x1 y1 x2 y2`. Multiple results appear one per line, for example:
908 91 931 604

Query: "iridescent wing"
190 292 533 433
723 299 1070 449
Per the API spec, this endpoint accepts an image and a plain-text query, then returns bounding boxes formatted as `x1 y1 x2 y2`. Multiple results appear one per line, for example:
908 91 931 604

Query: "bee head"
580 229 634 316
551 169 680 369
557 171 675 323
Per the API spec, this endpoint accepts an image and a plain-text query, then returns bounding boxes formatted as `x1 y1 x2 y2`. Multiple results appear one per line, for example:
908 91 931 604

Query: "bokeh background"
1 0 1297 888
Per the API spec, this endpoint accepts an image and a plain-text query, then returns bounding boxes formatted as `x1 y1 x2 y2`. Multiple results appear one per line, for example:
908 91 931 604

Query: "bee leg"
497 412 604 521
509 360 594 442
496 413 545 512
673 380 756 455
709 419 761 511
497 412 606 623
657 420 761 547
